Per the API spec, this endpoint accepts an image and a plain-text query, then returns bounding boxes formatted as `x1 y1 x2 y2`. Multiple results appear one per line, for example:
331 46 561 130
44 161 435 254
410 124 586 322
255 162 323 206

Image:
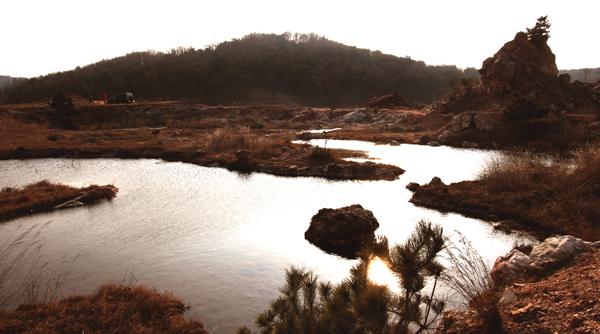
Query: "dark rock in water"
428 176 445 186
305 204 379 259
406 182 420 192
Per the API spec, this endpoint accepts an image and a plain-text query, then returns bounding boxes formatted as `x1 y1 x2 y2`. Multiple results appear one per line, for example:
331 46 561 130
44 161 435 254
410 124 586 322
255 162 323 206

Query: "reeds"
442 232 503 333
0 224 46 309
0 222 74 310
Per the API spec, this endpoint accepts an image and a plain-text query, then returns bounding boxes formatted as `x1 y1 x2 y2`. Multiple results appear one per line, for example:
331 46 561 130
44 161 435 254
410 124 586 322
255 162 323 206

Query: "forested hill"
1 33 481 107
0 76 17 88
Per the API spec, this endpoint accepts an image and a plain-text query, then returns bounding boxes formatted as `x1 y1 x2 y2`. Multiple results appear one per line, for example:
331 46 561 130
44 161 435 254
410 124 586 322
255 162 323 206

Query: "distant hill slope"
0 75 15 88
0 33 480 107
559 68 600 83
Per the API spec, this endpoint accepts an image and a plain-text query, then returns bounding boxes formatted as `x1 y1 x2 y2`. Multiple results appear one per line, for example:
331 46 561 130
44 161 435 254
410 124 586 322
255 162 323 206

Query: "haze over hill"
0 76 18 88
559 68 600 83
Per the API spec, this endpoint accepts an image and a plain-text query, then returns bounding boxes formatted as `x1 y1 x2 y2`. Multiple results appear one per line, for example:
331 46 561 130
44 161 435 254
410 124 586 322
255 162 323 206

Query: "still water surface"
0 141 532 333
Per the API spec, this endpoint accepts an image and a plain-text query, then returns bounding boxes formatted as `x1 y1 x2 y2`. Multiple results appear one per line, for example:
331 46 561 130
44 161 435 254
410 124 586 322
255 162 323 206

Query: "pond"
0 141 533 333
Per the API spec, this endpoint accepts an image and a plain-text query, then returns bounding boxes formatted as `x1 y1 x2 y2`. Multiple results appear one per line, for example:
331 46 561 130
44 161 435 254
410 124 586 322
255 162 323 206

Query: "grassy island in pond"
0 181 118 223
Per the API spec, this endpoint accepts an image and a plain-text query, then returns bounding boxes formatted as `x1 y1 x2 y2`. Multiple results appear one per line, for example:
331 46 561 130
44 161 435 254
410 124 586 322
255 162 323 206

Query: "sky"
1 0 598 78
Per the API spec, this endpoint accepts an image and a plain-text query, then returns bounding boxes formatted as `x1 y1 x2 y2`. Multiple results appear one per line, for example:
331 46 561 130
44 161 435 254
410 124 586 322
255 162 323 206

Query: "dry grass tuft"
478 151 561 193
203 127 277 156
442 232 503 333
0 224 46 309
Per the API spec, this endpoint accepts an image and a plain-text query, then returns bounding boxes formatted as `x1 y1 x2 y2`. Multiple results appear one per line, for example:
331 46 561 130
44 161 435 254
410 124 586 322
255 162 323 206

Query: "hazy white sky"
2 0 598 78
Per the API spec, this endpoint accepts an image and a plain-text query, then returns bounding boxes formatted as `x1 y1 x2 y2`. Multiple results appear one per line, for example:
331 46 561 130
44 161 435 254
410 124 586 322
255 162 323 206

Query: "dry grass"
0 224 200 333
0 222 77 312
0 181 118 223
203 127 277 156
478 151 561 193
442 232 503 333
0 283 210 334
477 143 600 239
0 224 46 309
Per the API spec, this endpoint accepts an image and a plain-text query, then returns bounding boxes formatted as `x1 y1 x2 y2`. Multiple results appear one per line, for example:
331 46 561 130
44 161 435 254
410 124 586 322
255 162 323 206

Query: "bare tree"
583 68 592 83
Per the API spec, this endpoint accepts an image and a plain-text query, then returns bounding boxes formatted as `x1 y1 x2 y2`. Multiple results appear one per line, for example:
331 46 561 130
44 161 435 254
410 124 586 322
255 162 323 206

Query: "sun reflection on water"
367 257 396 286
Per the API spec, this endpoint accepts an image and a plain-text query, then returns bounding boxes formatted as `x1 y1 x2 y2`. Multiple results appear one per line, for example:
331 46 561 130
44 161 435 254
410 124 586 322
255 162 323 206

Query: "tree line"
1 32 481 107
558 68 600 83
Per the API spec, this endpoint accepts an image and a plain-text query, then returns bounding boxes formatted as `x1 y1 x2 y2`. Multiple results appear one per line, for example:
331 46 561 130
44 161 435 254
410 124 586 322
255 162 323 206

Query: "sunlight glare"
367 257 396 286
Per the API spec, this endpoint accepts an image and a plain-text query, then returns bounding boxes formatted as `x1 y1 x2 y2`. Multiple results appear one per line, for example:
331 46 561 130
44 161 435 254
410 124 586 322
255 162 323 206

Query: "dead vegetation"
0 283 210 334
203 127 278 157
478 143 600 239
0 181 118 223
411 143 600 241
0 222 207 333
442 232 503 333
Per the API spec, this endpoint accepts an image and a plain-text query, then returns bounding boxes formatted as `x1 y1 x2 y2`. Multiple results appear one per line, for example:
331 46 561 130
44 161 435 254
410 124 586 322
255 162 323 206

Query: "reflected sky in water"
0 142 534 333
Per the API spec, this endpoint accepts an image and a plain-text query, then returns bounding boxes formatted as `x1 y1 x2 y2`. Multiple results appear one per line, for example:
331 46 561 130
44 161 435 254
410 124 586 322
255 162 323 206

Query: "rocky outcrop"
339 108 371 123
480 32 558 96
436 112 503 146
305 204 379 259
438 247 600 334
366 93 414 108
437 29 600 115
438 31 560 114
490 235 600 286
291 108 330 122
408 178 496 221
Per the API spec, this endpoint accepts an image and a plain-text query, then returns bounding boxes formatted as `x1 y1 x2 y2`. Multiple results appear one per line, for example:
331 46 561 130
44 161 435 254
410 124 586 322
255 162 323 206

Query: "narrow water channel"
0 142 533 333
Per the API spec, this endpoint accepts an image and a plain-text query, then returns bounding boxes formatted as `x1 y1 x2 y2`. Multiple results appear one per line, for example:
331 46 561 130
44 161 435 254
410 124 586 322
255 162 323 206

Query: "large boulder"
305 204 379 259
491 235 596 286
437 112 503 145
339 109 370 123
528 235 590 271
490 248 532 286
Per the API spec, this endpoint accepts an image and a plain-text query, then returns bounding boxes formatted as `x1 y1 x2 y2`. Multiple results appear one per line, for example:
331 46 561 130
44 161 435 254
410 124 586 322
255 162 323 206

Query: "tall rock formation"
437 28 599 115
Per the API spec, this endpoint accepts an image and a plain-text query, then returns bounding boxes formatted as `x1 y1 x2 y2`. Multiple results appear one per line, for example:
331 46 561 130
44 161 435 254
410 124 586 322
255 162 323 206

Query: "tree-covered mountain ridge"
2 32 483 107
